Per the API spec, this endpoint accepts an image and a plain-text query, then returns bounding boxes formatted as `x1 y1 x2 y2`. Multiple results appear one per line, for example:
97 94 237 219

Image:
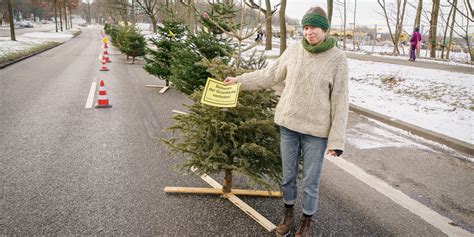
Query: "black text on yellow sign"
200 78 241 108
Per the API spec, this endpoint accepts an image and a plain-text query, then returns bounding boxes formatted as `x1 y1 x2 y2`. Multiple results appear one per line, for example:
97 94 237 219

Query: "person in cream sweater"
224 6 349 237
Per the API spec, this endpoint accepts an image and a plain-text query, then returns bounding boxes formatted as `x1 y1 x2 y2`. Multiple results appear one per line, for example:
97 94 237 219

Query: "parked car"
20 21 34 28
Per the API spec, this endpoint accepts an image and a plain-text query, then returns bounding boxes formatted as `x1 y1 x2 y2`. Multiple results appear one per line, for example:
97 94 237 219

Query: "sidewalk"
252 39 473 74
345 52 473 75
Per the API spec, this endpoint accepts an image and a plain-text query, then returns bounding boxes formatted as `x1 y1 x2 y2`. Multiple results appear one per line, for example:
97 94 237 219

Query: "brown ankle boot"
295 215 313 237
275 207 294 236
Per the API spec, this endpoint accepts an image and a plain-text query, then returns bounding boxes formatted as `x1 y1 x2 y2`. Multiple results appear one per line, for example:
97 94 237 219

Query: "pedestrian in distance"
410 27 422 61
255 26 264 43
224 6 349 237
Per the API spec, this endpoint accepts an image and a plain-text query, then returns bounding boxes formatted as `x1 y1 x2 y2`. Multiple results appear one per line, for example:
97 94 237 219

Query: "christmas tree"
167 30 233 95
120 27 146 63
144 21 188 87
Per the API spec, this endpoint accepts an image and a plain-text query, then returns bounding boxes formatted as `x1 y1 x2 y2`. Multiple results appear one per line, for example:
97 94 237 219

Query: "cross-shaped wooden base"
164 167 282 232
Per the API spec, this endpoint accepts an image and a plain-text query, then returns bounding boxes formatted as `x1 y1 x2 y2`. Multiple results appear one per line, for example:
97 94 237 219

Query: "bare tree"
64 0 68 30
7 0 15 41
429 0 440 58
449 0 473 61
136 0 162 33
413 0 422 30
245 0 281 50
279 0 286 55
352 0 357 50
413 0 422 57
59 0 63 31
342 0 346 49
131 0 135 25
440 2 454 59
446 0 457 59
55 0 59 31
377 0 408 55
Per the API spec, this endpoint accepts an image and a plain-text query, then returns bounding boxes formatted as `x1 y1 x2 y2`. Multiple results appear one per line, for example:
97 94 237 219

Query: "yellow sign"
102 37 108 43
201 78 240 108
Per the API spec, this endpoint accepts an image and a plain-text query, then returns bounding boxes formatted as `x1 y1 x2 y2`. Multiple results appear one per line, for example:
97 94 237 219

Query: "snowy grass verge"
0 28 81 67
0 41 60 65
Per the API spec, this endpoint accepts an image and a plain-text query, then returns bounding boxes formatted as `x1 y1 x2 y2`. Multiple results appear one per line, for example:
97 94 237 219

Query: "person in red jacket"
410 27 422 61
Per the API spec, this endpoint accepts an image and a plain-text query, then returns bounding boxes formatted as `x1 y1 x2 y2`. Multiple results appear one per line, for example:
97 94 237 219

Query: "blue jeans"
280 126 327 216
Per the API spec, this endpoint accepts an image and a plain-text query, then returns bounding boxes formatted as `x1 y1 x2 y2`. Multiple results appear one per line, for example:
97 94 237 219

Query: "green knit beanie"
301 7 329 32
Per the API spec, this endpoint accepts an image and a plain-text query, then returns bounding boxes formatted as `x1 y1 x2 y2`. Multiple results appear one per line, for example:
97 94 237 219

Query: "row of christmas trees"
106 2 282 193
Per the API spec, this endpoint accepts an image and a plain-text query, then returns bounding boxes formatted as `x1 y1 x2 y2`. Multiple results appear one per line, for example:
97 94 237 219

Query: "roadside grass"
0 41 60 65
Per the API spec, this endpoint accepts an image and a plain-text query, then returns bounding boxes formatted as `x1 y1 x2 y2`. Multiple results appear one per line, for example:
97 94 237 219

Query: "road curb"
0 29 82 69
349 103 473 155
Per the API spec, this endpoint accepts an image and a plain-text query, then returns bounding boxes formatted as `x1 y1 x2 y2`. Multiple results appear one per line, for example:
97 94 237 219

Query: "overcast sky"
271 0 472 34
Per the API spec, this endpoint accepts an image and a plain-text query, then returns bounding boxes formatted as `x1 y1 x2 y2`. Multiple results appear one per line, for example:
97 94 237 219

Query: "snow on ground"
347 59 473 144
0 29 79 57
256 42 473 145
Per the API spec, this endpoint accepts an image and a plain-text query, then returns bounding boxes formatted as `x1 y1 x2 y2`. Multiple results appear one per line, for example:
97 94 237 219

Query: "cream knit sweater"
236 43 349 151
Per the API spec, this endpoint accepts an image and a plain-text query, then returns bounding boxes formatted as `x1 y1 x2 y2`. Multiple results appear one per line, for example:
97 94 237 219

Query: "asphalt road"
1 27 472 235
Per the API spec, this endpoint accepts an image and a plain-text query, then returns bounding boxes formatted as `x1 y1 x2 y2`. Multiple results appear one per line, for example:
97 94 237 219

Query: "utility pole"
7 0 15 41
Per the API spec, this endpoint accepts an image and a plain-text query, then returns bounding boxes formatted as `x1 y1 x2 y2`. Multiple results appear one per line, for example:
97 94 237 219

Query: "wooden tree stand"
145 79 170 93
164 167 282 232
145 84 169 93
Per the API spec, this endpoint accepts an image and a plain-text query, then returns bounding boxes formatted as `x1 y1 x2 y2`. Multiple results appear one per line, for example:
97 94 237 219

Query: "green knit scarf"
302 36 336 54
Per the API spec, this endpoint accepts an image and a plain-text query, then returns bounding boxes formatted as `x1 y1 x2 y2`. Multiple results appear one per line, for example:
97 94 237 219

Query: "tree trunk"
223 169 232 193
86 1 90 24
465 15 473 62
414 0 422 57
55 0 58 32
7 0 15 41
441 4 454 59
123 0 128 26
446 0 457 59
59 2 63 31
397 0 408 54
429 0 440 58
414 0 422 30
68 1 73 28
327 0 333 30
150 14 158 33
279 0 287 55
342 0 346 50
353 0 357 50
64 1 68 30
264 0 272 50
131 0 135 25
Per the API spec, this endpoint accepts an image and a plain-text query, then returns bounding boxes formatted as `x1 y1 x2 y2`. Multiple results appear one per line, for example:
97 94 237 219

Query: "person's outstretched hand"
223 77 237 85
325 150 337 157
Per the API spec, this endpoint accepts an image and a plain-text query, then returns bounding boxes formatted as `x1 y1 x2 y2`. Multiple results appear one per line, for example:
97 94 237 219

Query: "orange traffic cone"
99 58 109 71
95 80 112 108
102 52 111 63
